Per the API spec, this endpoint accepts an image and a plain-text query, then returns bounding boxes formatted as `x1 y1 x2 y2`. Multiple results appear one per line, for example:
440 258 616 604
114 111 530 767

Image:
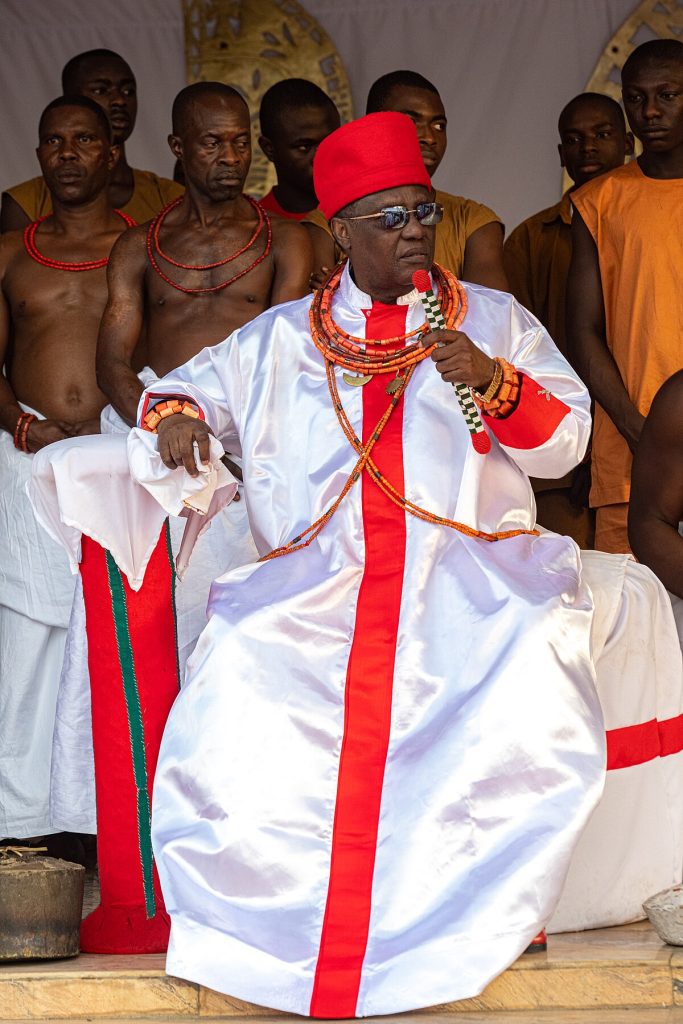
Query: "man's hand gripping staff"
412 270 493 454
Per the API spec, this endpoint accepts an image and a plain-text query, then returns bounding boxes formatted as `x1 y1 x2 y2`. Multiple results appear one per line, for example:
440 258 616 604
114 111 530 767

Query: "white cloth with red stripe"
126 269 612 1016
548 550 683 933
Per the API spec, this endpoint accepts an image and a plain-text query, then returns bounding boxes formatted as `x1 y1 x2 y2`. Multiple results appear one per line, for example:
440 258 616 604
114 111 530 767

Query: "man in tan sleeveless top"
569 40 683 554
304 70 508 290
1 49 182 232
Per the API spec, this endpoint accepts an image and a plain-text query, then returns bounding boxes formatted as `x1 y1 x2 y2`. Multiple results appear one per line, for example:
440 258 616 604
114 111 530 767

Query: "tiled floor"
1 919 683 1020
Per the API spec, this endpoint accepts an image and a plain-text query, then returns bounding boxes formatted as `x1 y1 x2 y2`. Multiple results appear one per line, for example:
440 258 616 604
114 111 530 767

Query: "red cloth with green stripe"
79 527 179 953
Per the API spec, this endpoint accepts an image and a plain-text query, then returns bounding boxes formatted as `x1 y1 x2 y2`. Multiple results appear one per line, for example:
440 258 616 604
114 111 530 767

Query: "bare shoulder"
0 230 25 276
647 371 683 437
270 216 312 264
109 221 150 270
270 216 309 245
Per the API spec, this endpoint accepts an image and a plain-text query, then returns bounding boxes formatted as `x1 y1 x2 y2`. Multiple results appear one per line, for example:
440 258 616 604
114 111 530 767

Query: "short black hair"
366 70 440 115
622 39 683 80
61 49 133 93
259 78 338 138
172 81 248 135
558 92 626 134
38 95 113 142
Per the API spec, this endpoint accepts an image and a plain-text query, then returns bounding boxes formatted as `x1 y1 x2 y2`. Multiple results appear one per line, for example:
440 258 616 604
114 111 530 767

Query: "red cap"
313 112 432 220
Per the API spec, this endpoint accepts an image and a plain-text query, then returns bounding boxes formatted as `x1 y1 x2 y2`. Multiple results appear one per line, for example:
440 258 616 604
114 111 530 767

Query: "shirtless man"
1 49 182 232
0 96 132 842
305 70 508 290
98 81 312 425
629 370 683 619
44 84 312 946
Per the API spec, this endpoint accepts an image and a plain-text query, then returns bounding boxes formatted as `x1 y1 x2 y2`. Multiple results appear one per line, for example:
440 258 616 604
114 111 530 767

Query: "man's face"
71 56 137 145
169 96 252 201
37 106 117 206
259 104 340 191
381 86 447 175
558 101 632 187
622 62 683 154
332 184 436 299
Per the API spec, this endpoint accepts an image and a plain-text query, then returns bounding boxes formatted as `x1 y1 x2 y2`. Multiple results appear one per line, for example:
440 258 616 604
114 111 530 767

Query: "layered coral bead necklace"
261 262 535 563
24 209 136 271
146 195 272 294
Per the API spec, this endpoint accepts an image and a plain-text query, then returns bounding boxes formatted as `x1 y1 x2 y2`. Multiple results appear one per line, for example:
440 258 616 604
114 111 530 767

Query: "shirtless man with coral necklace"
0 95 133 850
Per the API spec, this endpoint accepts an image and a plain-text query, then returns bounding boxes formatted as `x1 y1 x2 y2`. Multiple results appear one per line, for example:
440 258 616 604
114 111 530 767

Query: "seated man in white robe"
130 112 607 1016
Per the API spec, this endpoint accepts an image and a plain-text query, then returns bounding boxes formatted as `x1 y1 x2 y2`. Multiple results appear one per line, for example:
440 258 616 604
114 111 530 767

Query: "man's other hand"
156 413 214 477
25 419 73 453
421 329 496 392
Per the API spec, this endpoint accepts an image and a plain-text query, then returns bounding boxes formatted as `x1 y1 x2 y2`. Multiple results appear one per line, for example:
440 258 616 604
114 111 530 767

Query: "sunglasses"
339 202 444 231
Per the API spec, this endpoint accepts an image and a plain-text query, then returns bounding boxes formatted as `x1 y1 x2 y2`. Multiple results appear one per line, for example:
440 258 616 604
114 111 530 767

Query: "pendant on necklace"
342 372 372 387
385 375 403 395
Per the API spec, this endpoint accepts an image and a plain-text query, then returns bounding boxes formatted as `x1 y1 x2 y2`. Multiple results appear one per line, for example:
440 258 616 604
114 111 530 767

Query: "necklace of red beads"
260 261 536 563
145 195 272 295
23 210 136 271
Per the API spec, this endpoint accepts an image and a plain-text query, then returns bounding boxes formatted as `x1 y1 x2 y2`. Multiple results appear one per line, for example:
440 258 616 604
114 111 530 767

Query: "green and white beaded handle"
412 270 491 455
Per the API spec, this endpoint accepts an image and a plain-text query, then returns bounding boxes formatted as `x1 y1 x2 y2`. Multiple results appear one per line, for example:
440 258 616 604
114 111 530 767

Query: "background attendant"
304 70 508 289
0 96 132 845
1 49 182 231
568 39 683 553
258 78 340 221
504 92 633 546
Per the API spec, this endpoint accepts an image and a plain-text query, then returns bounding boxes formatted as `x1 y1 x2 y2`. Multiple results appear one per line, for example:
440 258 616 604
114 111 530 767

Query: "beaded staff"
412 270 491 455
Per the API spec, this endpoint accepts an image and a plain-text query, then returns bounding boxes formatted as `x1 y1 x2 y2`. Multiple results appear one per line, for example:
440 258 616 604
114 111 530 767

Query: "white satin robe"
137 267 605 1017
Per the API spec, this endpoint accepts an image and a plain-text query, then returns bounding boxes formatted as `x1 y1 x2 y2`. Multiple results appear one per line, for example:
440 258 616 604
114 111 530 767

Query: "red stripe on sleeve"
484 373 570 450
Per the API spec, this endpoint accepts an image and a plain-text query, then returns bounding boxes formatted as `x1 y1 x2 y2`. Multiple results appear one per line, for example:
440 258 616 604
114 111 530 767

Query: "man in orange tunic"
568 40 683 553
504 93 633 546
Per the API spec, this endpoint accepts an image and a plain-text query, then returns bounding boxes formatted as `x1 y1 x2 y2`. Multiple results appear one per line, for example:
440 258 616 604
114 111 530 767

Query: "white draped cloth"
126 268 607 1016
0 407 74 838
29 372 257 835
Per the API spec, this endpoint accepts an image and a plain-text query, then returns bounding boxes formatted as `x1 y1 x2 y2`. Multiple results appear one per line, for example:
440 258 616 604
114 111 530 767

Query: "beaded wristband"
142 398 200 434
14 412 37 452
473 358 504 404
472 358 520 419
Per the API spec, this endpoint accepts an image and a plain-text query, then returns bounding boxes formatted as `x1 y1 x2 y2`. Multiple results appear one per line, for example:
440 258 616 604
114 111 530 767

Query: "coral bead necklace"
145 195 272 295
24 210 136 271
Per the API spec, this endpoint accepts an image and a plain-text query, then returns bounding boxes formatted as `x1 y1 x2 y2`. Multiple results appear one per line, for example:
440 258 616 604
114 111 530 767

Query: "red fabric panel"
310 303 408 1018
606 715 683 771
79 530 178 953
258 189 309 221
485 372 570 450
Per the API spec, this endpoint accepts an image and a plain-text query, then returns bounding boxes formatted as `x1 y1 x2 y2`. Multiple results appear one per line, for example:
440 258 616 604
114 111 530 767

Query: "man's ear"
107 144 121 172
258 135 275 163
557 142 566 169
330 216 351 255
168 134 182 160
625 131 635 157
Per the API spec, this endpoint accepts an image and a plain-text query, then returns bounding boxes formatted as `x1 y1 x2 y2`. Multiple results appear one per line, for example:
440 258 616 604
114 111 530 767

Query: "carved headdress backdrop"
182 0 354 198
562 0 683 191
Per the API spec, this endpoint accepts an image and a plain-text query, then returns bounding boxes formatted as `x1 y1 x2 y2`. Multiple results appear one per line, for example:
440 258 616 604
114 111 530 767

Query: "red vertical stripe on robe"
310 302 409 1017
